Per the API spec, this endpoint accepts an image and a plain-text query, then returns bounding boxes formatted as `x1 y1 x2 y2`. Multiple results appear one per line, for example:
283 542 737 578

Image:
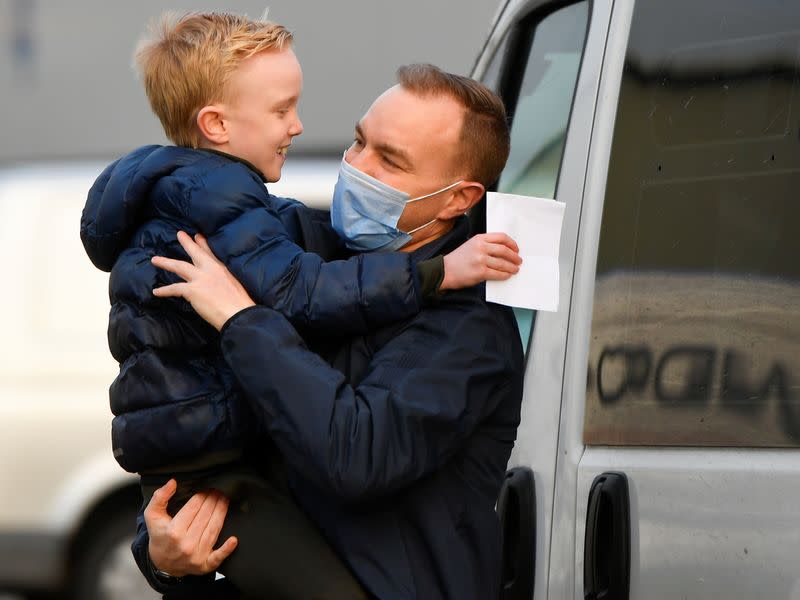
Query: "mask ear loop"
405 217 438 235
403 180 465 234
405 179 464 235
406 180 464 203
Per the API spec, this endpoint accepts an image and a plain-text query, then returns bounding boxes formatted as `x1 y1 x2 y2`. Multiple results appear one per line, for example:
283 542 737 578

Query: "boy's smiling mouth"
277 145 290 157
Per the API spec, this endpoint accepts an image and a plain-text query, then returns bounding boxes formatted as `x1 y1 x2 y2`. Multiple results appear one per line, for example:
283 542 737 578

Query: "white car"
0 157 339 599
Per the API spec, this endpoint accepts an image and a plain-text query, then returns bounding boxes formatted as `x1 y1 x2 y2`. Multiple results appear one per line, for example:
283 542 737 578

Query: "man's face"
223 48 304 182
345 86 466 233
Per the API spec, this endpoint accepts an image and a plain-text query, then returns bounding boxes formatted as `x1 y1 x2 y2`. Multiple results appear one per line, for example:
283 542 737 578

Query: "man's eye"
382 155 398 168
352 138 364 148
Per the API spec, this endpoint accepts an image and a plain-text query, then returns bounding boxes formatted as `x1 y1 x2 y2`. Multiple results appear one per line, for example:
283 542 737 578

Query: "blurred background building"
1 0 498 163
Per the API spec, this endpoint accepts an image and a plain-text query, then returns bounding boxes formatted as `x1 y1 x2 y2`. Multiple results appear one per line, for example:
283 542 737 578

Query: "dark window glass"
584 0 800 446
497 1 588 199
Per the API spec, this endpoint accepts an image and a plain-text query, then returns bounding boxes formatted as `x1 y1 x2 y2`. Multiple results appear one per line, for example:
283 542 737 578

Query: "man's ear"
196 105 229 145
437 182 485 220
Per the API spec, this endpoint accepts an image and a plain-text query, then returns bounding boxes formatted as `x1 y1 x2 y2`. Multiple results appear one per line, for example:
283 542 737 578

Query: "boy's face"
222 48 304 182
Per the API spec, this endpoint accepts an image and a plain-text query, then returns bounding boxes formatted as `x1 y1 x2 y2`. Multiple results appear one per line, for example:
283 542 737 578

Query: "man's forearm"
219 305 504 501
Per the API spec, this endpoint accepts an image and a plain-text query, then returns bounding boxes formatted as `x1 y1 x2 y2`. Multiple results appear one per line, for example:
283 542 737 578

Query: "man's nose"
346 147 378 179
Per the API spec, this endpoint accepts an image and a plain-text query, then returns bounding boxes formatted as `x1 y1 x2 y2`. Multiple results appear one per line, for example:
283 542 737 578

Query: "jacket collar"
410 216 471 261
196 148 268 183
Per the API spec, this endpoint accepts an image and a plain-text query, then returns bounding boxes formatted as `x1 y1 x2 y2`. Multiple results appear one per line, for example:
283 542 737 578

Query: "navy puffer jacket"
80 145 423 473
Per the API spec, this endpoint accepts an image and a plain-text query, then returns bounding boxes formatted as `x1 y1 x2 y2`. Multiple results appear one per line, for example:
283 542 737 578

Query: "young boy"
81 12 519 599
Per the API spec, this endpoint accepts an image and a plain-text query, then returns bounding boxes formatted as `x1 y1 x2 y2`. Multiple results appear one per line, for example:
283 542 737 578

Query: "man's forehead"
360 87 463 152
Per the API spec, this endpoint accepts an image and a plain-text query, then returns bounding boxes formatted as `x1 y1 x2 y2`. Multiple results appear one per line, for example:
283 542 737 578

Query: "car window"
490 1 589 349
584 0 800 446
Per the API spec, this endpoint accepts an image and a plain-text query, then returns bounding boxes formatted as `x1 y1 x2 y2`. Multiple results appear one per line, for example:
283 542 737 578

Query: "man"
138 64 525 600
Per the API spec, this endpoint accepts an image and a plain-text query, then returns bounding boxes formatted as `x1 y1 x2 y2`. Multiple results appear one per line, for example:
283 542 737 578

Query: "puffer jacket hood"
82 145 179 271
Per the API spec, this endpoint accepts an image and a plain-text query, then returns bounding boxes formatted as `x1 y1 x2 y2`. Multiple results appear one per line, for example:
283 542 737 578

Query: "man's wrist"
148 552 183 585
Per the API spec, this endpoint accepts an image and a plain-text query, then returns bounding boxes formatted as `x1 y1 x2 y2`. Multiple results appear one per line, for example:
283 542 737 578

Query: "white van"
478 0 800 599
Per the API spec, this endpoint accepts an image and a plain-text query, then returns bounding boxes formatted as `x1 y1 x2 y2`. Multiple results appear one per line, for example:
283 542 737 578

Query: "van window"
584 0 800 446
497 1 588 198
493 1 589 347
482 34 510 93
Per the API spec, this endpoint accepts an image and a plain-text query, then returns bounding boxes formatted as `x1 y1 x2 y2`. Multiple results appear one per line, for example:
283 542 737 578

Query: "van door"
473 1 611 598
553 0 800 598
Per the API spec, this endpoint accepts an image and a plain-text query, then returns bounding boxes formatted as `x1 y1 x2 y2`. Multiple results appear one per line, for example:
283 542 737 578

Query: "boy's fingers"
488 244 523 265
206 536 238 572
484 270 514 281
153 283 188 298
484 267 515 280
483 232 519 253
152 255 196 281
486 256 520 275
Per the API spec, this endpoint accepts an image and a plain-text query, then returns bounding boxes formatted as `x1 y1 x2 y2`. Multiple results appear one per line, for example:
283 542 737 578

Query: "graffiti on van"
592 344 800 442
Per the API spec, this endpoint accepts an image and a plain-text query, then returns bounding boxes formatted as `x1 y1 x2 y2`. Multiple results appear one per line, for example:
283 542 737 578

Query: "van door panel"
474 1 612 598
562 0 800 598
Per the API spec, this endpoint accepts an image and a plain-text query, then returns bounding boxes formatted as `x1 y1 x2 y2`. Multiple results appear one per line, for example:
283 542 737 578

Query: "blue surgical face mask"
330 154 463 252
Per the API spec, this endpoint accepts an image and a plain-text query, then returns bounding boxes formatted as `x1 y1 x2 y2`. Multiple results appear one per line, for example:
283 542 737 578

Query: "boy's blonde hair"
135 12 293 148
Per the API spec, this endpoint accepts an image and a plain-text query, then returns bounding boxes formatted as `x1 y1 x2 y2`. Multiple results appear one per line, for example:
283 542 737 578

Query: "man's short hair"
135 12 293 148
397 64 510 187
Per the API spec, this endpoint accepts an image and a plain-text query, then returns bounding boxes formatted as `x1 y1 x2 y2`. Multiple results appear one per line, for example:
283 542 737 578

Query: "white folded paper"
485 191 565 312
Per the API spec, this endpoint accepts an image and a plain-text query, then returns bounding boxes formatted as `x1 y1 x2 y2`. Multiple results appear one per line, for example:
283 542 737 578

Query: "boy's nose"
290 116 303 136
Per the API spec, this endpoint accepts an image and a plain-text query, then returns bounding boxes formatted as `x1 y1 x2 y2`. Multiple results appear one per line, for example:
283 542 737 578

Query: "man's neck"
400 219 456 253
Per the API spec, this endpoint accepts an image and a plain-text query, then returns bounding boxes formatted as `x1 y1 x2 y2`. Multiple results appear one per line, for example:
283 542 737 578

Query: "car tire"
70 504 159 600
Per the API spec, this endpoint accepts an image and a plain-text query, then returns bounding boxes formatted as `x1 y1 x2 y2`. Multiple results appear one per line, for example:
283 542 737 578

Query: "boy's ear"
196 105 229 145
436 182 485 220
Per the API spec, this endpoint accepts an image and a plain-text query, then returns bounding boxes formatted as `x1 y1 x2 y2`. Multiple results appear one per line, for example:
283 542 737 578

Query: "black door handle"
496 467 536 600
584 472 630 600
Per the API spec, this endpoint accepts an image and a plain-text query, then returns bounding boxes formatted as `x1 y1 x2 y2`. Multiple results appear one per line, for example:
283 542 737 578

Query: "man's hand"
145 479 238 577
152 231 255 330
440 232 522 290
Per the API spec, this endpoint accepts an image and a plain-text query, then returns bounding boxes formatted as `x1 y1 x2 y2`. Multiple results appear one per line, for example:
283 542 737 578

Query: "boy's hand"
440 232 522 290
152 231 255 330
146 479 238 577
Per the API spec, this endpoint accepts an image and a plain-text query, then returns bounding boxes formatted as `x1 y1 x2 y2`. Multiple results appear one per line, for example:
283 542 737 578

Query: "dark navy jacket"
80 145 424 473
133 218 525 599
